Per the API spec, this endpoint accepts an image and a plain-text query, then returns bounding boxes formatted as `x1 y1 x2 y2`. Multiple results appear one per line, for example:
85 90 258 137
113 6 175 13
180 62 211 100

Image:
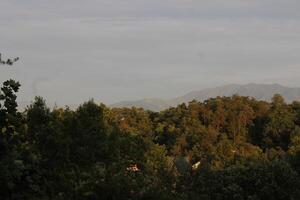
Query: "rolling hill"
111 83 300 111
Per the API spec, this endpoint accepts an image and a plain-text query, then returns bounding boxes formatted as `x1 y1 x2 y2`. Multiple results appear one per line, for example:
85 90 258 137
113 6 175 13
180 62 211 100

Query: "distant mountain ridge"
111 83 300 111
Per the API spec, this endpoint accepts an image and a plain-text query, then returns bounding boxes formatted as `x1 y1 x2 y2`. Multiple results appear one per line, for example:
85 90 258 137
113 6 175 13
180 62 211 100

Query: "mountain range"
111 83 300 111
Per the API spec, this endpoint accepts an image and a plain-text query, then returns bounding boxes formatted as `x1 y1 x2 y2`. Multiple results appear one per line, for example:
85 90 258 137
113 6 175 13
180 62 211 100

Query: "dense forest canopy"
1 79 300 200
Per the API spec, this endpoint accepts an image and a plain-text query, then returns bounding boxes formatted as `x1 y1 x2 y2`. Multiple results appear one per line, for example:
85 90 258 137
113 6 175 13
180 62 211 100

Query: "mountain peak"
111 83 300 111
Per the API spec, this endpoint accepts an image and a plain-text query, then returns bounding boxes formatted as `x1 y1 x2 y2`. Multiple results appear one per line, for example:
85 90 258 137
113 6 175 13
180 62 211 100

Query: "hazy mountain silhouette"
112 83 300 111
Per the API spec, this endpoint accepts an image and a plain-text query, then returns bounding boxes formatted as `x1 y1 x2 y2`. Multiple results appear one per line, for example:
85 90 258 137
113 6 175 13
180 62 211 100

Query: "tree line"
1 79 300 200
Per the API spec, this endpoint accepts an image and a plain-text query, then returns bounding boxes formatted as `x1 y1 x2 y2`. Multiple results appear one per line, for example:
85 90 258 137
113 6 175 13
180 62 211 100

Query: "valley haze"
1 0 300 108
114 83 300 111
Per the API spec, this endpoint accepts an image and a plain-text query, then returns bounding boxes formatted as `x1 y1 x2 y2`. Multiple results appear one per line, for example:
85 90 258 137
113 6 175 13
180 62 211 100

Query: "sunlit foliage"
1 80 300 199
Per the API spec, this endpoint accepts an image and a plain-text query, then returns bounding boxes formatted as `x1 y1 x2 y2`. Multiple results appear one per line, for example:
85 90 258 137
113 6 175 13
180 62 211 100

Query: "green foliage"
262 95 296 150
0 80 41 199
1 80 300 200
181 160 300 200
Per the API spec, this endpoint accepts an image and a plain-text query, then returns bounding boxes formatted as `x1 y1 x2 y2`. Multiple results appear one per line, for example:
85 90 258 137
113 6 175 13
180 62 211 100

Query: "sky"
1 0 300 106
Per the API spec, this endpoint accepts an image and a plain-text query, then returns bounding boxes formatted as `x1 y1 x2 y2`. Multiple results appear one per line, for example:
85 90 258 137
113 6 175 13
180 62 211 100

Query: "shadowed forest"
1 79 300 200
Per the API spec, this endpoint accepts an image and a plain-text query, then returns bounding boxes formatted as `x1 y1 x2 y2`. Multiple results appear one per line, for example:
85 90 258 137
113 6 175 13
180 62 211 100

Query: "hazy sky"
1 0 300 106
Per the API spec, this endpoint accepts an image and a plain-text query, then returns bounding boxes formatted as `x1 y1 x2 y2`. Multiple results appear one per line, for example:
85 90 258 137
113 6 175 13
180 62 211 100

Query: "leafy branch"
0 53 19 66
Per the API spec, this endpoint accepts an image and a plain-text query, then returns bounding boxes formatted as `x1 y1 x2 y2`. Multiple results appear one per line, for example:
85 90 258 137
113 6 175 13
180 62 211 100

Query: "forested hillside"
1 79 300 200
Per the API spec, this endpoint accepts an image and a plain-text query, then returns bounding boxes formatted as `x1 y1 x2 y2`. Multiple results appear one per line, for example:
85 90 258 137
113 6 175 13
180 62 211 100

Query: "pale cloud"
1 0 300 20
0 1 300 106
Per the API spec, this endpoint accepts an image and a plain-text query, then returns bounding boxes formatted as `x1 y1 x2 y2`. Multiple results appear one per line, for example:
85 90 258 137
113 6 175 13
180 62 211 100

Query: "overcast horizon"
1 0 300 106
